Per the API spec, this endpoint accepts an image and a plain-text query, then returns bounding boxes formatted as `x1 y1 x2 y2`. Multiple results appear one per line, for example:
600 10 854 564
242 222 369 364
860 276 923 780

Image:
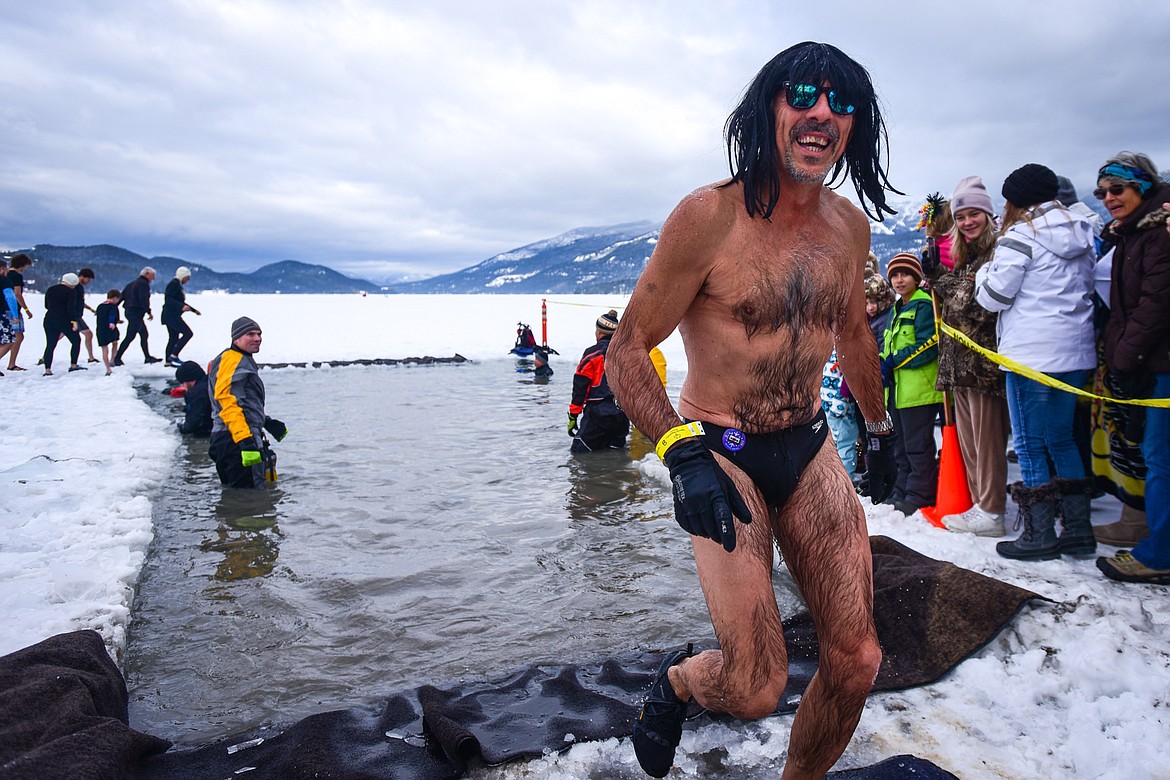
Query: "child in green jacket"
881 253 943 515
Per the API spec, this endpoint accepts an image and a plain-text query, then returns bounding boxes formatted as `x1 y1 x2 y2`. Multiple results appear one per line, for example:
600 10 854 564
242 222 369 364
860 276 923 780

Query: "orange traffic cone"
921 424 973 528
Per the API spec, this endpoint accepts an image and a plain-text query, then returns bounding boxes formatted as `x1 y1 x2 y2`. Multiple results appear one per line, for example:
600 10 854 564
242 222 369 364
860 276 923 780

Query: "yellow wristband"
655 421 705 462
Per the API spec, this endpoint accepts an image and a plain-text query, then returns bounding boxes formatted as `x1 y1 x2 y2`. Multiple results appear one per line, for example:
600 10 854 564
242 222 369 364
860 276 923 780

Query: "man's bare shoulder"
662 181 740 237
817 187 868 232
640 181 742 281
819 188 871 251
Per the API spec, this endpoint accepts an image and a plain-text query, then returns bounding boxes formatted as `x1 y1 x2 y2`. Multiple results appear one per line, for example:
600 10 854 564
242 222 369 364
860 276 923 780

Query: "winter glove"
264 417 288 442
662 438 752 553
567 413 579 437
857 431 897 504
880 356 895 387
241 449 263 467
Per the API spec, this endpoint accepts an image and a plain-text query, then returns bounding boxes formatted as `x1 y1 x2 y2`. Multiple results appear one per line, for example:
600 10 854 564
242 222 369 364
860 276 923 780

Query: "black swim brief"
687 409 829 510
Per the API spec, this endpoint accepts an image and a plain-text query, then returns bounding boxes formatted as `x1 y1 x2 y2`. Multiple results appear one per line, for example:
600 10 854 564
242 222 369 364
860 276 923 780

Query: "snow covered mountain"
387 222 661 294
387 206 932 294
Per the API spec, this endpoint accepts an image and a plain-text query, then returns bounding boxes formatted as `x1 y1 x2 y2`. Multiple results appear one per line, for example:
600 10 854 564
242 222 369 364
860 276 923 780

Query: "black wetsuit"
95 302 120 346
569 335 629 453
115 275 153 362
179 376 213 436
41 284 80 370
691 409 829 510
162 277 193 359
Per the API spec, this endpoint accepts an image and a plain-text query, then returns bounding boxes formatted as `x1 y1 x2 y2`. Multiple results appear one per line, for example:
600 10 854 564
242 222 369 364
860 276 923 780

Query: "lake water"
124 359 805 746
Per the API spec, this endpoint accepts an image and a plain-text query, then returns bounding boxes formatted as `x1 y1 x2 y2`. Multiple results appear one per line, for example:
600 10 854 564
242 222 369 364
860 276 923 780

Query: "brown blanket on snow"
0 536 1043 779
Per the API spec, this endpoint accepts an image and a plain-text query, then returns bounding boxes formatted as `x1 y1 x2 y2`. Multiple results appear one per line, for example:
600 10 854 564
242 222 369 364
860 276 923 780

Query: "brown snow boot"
1093 503 1150 548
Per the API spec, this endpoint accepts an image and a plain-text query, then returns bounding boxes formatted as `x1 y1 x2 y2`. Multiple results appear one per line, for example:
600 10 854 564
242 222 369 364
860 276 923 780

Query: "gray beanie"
1055 176 1079 206
231 316 261 341
950 175 995 218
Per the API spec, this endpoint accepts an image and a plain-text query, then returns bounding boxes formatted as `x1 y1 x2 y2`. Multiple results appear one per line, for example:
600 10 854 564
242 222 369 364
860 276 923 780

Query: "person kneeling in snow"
208 317 287 487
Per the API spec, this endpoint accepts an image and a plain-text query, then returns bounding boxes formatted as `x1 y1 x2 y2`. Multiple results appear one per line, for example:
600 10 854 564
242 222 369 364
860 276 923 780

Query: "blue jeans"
1005 370 1088 487
826 410 859 482
1133 372 1170 569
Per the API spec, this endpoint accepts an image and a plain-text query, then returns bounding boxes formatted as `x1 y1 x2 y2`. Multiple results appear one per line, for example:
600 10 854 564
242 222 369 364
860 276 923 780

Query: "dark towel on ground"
4 537 1040 779
0 630 170 780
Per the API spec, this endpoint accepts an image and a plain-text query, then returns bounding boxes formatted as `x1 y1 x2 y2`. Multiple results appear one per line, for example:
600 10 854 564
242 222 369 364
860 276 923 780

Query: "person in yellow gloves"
208 316 287 488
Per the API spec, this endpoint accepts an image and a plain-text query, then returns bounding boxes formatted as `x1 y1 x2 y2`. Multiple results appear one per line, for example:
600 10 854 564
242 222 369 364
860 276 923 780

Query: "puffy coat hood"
1020 201 1096 260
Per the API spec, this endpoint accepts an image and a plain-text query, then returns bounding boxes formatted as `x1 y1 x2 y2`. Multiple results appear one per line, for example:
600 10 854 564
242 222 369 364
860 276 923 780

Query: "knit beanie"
1055 176 1079 207
175 360 205 383
175 266 191 280
885 252 923 284
1002 164 1058 209
596 309 619 334
951 176 995 217
61 272 80 286
231 316 261 341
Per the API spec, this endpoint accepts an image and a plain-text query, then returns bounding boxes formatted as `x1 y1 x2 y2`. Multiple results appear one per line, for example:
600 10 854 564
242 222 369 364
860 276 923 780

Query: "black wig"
723 41 900 221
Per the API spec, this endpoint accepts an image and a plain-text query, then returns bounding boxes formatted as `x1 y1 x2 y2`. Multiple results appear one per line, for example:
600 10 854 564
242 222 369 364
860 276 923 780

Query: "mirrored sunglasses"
1093 183 1131 200
783 81 855 116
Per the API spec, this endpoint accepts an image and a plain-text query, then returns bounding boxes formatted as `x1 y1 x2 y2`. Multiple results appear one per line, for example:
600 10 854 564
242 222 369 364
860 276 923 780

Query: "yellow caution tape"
937 320 1170 408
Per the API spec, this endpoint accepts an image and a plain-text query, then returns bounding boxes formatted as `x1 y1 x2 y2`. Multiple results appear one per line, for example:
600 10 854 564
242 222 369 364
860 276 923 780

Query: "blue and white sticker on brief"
722 428 747 452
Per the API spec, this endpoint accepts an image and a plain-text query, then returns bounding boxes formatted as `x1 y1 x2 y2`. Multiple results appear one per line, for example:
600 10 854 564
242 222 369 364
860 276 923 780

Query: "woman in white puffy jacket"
975 163 1096 562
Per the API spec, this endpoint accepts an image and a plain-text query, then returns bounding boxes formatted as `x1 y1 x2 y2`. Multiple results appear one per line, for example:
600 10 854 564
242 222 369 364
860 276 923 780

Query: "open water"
123 359 804 748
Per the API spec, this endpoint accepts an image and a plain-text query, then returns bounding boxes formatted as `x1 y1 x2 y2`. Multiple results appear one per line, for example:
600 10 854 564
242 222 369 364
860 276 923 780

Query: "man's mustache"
791 120 840 143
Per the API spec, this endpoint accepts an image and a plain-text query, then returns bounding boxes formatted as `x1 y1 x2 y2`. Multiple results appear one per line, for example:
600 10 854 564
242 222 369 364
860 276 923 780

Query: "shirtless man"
607 42 899 779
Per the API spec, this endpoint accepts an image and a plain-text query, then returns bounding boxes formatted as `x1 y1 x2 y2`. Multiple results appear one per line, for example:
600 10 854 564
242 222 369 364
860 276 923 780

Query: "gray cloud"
2 0 1168 280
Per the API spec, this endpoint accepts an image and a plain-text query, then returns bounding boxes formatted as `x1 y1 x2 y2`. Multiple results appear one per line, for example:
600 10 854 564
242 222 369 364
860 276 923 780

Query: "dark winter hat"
231 316 262 341
885 252 923 284
596 309 619 334
1002 164 1058 209
175 360 205 383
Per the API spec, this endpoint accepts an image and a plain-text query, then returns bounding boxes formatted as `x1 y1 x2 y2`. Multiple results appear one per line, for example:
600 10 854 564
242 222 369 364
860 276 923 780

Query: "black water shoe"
632 644 693 777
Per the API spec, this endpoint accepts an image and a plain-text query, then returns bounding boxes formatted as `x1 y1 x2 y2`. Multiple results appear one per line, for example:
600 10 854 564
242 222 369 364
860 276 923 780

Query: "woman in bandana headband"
1096 151 1170 585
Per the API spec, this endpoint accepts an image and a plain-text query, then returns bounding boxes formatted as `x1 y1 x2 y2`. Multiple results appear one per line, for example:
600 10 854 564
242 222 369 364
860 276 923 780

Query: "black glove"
663 439 752 552
880 356 895 387
263 417 288 442
858 432 897 504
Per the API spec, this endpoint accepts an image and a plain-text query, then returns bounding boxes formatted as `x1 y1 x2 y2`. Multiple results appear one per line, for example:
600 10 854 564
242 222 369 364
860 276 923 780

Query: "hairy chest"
711 234 852 339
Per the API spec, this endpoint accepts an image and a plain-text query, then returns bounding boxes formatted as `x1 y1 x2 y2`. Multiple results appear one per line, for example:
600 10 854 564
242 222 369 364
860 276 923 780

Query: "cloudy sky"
2 0 1167 281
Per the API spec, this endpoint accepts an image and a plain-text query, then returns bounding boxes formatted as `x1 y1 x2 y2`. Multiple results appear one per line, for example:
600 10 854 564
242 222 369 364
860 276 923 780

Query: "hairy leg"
774 438 881 779
671 452 789 720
